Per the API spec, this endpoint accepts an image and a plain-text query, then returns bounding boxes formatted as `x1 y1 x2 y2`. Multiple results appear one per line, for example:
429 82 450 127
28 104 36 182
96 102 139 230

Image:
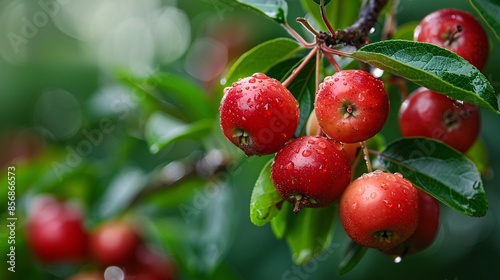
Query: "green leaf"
350 40 499 113
145 112 213 153
250 159 284 226
236 0 288 24
221 38 301 99
285 204 336 264
153 183 235 275
95 166 146 219
271 202 291 239
339 241 368 275
470 0 500 40
377 137 488 217
302 0 360 31
120 72 213 121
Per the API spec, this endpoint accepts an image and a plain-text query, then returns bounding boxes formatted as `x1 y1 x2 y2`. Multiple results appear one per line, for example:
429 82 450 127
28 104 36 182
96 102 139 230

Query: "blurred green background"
1 0 500 279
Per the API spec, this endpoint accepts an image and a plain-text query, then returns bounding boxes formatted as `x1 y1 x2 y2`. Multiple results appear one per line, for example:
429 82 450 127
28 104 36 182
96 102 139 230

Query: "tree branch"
335 0 389 48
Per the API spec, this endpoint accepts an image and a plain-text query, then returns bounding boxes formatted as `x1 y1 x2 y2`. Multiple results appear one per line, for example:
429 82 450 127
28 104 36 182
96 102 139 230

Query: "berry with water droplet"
219 73 299 156
382 189 440 259
271 136 351 213
398 87 480 153
315 70 389 143
339 171 420 251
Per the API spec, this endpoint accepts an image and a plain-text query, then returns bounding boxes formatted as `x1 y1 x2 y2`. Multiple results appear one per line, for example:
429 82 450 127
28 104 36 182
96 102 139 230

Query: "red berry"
219 73 299 156
125 245 176 280
384 189 440 260
89 220 141 267
398 87 480 153
25 196 88 263
414 9 489 70
339 171 420 251
315 70 389 143
271 136 352 213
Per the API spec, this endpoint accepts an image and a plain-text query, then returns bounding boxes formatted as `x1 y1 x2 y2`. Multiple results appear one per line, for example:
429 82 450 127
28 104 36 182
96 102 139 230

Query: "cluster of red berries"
219 69 436 257
219 7 485 262
25 195 175 280
399 9 487 154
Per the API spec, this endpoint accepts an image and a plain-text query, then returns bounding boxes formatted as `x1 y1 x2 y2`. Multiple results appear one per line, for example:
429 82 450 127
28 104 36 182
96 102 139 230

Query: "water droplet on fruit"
242 116 246 121
358 186 365 195
394 172 403 178
370 192 377 199
286 162 294 170
252 86 257 89
245 86 250 90
264 103 269 110
380 183 388 190
394 256 402 263
386 174 396 182
352 202 358 209
383 200 392 208
318 141 326 149
316 148 324 155
357 93 365 101
343 82 348 86
302 149 312 157
361 174 369 180
308 139 316 144
391 191 396 197
334 78 339 82
236 89 242 93
249 78 256 83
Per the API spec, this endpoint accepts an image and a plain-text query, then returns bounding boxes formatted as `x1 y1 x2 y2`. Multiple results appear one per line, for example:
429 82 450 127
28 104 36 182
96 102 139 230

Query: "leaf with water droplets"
377 137 488 217
250 159 284 226
350 40 499 113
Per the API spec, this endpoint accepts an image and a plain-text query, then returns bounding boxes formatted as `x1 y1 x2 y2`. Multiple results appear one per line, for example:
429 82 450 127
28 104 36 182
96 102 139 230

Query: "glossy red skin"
398 87 480 153
271 136 352 210
384 189 440 258
219 73 299 156
90 221 141 267
25 196 88 263
339 171 420 251
414 9 489 70
315 70 389 143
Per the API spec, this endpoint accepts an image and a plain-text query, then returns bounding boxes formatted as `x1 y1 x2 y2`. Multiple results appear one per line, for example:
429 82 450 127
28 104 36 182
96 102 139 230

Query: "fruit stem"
320 0 335 35
281 22 316 48
282 45 320 88
293 200 302 214
360 141 373 173
314 48 324 137
446 25 463 46
322 51 342 72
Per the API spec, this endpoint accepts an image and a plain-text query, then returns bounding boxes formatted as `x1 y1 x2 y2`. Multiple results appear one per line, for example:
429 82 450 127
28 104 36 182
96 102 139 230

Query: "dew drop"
358 186 366 195
308 139 316 144
380 183 388 190
242 116 246 121
383 200 393 208
264 103 269 110
370 192 377 199
357 93 365 101
394 256 402 263
334 78 340 82
249 78 256 83
302 149 312 157
318 141 327 149
236 89 242 93
386 174 396 182
286 162 294 170
245 86 250 90
316 148 325 155
352 202 358 210
343 82 348 86
394 172 403 178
